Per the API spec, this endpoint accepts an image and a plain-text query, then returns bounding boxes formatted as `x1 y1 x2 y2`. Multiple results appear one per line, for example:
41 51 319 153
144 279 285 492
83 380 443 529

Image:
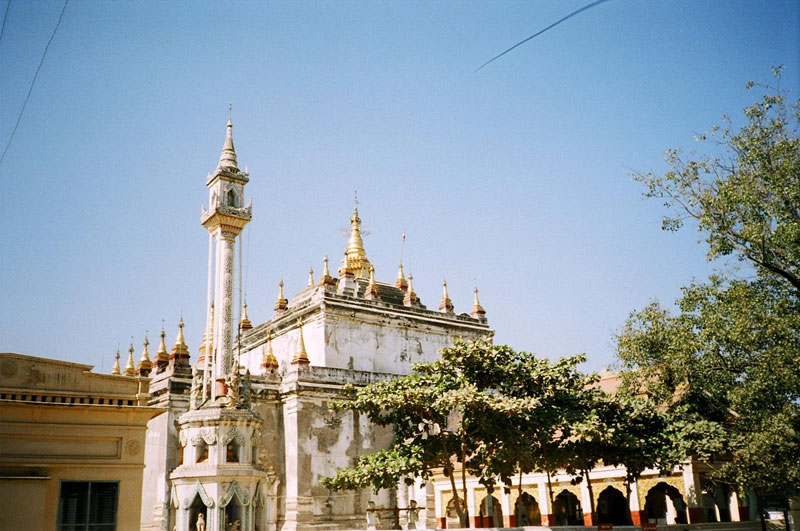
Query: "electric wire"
0 0 69 167
0 0 11 42
475 0 611 73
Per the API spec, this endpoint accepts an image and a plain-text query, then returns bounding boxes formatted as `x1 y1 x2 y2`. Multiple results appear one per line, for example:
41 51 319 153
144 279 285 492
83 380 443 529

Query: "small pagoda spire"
136 335 152 377
338 199 373 279
471 286 486 319
154 326 169 372
170 318 191 362
111 349 121 375
365 265 380 301
307 266 315 287
395 262 408 291
261 333 279 371
240 299 253 330
124 343 136 376
217 110 238 171
320 253 336 287
439 279 454 314
291 320 310 365
274 280 288 313
403 273 420 307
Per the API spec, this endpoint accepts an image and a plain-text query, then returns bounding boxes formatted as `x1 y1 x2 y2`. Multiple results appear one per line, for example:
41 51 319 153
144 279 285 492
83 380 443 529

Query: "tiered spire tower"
201 116 252 395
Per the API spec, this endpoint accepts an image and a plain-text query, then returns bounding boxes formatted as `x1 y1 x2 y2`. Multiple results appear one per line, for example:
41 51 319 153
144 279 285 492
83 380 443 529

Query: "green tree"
321 340 591 528
618 69 800 497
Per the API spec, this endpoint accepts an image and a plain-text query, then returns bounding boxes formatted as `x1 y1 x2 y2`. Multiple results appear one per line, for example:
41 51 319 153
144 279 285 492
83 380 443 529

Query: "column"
218 235 235 377
467 487 478 528
501 486 513 527
539 481 554 526
580 478 593 526
434 486 445 529
683 464 705 523
629 480 644 526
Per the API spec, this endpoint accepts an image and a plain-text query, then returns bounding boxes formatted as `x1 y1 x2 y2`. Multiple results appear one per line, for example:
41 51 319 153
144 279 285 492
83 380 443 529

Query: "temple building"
137 119 492 531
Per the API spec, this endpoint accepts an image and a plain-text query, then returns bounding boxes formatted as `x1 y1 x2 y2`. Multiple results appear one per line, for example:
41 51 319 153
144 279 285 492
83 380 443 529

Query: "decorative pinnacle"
140 335 151 362
292 320 310 365
274 279 288 312
440 279 454 313
396 262 408 291
365 265 380 300
170 318 190 360
124 343 136 376
111 350 121 375
339 200 372 279
155 327 168 364
217 113 238 170
308 266 315 287
240 299 253 330
262 333 279 369
403 273 420 307
471 286 486 318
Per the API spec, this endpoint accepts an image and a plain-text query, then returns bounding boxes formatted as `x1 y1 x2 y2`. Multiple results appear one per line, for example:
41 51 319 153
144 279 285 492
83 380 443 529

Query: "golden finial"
365 265 380 300
111 349 121 375
139 335 151 363
274 279 288 312
240 299 253 330
403 273 420 307
440 279 454 313
291 320 310 365
471 286 486 319
262 333 279 370
307 266 315 287
396 262 408 291
154 326 169 371
338 200 372 279
136 334 152 376
170 319 190 360
124 343 136 376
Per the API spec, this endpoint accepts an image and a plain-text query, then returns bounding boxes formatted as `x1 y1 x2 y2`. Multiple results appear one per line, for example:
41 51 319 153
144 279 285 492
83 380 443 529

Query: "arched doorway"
554 490 583 526
187 494 208 531
645 482 688 524
597 486 629 525
515 492 541 526
445 497 466 529
478 495 502 528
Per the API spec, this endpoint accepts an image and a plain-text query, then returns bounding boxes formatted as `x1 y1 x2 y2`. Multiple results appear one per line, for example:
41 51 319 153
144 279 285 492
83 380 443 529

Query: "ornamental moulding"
219 480 250 507
182 480 214 509
222 426 246 447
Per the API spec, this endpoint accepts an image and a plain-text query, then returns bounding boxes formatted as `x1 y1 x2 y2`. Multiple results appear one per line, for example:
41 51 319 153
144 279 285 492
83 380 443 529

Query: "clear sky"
1 1 798 373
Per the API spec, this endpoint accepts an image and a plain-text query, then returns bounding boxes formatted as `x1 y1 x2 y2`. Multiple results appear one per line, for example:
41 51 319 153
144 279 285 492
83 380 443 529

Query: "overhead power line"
0 0 69 167
0 0 11 42
475 0 612 73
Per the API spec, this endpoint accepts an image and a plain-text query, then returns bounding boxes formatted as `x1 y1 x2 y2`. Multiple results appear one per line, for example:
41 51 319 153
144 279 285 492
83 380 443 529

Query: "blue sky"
1 0 798 373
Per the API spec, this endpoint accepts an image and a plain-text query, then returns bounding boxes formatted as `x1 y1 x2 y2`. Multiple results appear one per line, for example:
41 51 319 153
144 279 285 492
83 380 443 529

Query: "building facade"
0 353 162 531
138 120 492 531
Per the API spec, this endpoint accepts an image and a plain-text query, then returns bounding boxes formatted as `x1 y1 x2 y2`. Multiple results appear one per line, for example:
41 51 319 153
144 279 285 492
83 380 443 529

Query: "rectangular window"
58 481 118 531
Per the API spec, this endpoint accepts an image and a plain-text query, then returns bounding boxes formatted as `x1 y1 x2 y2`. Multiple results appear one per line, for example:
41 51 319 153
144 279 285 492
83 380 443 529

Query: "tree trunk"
624 479 633 525
584 468 596 526
517 468 524 524
547 471 555 520
461 440 470 528
446 464 467 530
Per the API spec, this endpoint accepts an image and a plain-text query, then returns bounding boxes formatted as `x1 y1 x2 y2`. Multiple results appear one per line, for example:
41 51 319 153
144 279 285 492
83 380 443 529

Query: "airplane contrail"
475 0 613 73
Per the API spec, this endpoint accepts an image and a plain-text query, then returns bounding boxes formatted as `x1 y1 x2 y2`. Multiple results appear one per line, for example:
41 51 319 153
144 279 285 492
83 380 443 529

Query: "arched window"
251 441 259 464
226 441 239 463
177 443 184 466
196 441 208 464
227 189 238 207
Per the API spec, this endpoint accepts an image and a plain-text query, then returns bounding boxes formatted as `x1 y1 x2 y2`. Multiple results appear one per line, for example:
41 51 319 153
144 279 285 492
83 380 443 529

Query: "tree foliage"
323 339 677 526
619 69 800 497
